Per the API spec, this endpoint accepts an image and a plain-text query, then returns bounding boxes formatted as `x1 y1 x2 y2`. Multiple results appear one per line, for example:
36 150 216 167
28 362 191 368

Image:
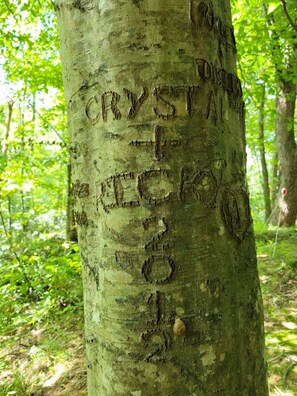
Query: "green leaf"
267 3 280 14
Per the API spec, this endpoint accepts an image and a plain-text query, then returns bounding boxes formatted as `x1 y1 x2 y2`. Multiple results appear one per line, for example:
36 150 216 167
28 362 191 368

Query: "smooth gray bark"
56 1 268 394
274 80 297 226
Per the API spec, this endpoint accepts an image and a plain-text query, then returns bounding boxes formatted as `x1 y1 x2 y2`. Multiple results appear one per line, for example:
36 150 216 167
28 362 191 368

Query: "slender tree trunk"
56 1 268 394
2 99 14 155
264 6 297 227
2 99 14 231
20 92 29 232
258 84 271 222
273 80 297 226
271 151 279 207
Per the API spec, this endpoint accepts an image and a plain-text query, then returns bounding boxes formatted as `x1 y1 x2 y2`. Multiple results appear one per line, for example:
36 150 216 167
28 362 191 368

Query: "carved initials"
101 91 121 122
153 86 176 119
206 90 218 124
73 180 90 198
190 1 236 50
99 172 140 213
138 169 173 205
124 87 149 119
195 58 242 98
74 210 89 227
85 96 100 124
221 188 251 242
180 159 226 207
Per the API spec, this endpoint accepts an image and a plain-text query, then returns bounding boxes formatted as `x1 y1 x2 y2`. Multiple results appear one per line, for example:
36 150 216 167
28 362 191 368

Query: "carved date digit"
141 329 171 362
142 255 175 284
147 291 163 324
143 216 170 251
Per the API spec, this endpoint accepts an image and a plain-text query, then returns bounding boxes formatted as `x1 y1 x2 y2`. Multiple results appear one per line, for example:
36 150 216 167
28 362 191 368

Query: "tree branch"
281 0 297 32
282 360 297 389
28 103 68 147
3 0 14 14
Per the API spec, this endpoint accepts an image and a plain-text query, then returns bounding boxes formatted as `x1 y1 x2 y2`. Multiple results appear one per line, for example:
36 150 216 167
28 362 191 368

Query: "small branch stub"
173 318 186 336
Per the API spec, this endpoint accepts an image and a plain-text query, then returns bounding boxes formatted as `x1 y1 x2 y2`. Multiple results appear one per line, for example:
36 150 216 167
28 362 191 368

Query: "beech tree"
56 1 268 394
232 0 297 226
265 2 297 226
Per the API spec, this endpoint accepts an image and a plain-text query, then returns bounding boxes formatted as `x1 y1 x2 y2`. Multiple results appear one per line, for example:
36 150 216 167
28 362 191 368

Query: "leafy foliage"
0 0 78 334
0 236 82 331
232 0 297 224
257 230 297 395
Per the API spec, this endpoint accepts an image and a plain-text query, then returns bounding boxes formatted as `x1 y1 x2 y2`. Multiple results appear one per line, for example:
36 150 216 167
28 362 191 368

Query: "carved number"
141 329 171 362
143 216 170 251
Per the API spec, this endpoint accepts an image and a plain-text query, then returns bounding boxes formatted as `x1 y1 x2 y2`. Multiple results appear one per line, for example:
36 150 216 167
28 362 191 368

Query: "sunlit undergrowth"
0 306 86 396
257 228 297 396
0 234 85 395
0 229 296 395
0 236 82 333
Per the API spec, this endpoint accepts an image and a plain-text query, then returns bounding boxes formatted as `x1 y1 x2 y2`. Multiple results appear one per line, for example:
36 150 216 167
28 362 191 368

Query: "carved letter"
190 1 214 30
74 210 89 227
101 91 121 122
153 86 176 119
221 188 251 242
187 85 200 117
138 169 173 205
85 96 100 124
180 159 226 207
73 180 90 198
195 58 212 82
147 291 163 324
124 87 149 119
206 89 218 124
99 172 140 212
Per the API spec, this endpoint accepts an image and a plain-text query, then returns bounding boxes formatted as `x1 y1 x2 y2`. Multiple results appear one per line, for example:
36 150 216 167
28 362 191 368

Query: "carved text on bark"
190 1 236 51
78 79 243 126
221 188 251 242
97 160 226 213
129 125 180 161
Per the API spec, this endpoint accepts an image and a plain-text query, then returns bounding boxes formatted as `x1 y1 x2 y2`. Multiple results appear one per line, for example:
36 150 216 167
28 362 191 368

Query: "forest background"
0 0 296 395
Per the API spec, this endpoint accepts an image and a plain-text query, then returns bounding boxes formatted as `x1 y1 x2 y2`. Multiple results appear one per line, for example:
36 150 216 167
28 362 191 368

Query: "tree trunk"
2 99 14 155
273 80 297 226
56 1 268 394
258 84 271 222
264 6 297 227
2 99 14 231
271 150 279 208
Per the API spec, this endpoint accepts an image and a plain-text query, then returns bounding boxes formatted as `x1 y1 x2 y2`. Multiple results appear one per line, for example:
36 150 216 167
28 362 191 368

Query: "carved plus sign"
129 125 179 161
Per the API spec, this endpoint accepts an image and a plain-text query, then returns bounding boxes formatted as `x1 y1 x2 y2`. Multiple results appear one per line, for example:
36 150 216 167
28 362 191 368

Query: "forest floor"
0 229 296 396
